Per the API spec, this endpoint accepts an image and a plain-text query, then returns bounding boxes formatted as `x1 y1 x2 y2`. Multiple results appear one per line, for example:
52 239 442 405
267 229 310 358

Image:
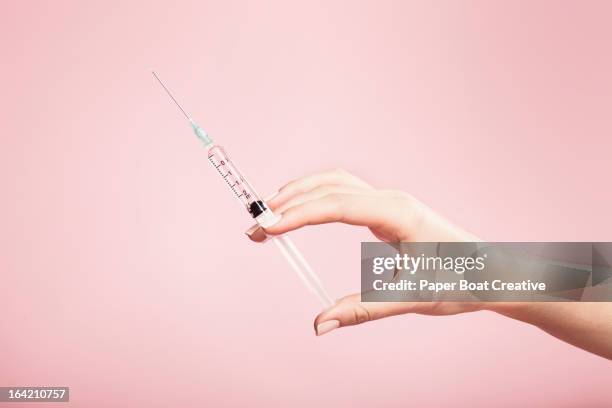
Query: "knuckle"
312 185 335 195
324 193 347 219
325 192 346 208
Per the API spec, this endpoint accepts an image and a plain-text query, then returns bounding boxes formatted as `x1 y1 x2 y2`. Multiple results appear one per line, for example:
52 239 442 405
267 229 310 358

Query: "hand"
247 169 612 360
264 169 478 243
251 169 481 336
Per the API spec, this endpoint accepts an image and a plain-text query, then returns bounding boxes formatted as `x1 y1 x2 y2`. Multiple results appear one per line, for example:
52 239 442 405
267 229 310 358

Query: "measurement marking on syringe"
212 161 246 200
207 151 252 204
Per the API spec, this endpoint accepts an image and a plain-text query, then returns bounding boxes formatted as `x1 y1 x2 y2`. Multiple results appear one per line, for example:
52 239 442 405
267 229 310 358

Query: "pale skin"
248 169 612 360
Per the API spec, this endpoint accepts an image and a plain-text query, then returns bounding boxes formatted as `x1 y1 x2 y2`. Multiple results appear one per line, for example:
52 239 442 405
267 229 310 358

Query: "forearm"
488 302 612 360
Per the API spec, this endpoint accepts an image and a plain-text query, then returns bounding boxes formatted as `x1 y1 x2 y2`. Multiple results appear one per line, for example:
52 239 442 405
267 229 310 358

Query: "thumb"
314 294 419 336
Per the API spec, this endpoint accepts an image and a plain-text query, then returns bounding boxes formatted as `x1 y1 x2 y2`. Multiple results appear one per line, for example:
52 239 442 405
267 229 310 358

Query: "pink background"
1 1 611 406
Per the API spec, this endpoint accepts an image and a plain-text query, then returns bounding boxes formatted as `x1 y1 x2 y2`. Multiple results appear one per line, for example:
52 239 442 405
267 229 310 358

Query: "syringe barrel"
207 145 332 307
207 145 267 218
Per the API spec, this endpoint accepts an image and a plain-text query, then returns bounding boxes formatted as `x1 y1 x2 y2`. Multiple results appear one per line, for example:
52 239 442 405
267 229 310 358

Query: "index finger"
267 169 372 210
264 192 413 238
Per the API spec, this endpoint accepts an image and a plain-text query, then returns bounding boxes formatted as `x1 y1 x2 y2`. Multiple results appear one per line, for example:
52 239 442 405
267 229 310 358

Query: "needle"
151 70 191 121
151 69 213 146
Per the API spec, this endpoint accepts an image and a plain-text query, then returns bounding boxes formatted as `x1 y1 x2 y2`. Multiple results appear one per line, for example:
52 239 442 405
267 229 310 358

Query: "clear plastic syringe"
152 71 333 308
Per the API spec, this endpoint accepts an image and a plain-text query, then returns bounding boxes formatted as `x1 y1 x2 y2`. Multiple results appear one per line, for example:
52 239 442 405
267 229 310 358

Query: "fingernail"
316 320 340 336
245 224 268 243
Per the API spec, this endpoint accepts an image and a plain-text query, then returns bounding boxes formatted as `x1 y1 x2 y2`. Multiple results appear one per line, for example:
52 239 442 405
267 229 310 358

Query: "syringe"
152 71 333 308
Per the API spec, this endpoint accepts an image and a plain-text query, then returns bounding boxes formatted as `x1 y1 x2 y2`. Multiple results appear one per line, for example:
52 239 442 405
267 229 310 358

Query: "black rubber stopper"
248 200 267 218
